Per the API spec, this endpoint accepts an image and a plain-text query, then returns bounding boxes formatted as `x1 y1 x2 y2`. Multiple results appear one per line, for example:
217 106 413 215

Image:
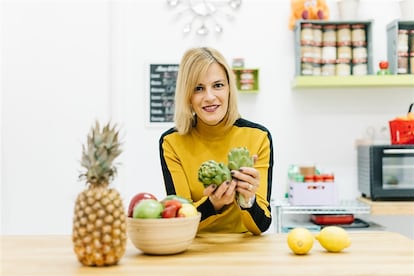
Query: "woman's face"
190 62 229 126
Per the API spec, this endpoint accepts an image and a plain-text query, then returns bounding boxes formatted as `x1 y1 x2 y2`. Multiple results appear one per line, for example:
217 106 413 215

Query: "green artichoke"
227 147 254 170
198 160 231 187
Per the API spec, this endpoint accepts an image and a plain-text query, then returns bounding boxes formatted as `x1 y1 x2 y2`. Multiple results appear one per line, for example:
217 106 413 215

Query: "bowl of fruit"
126 192 201 255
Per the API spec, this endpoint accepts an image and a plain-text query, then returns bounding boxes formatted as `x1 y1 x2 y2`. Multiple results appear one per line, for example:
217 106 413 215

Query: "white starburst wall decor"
166 0 242 36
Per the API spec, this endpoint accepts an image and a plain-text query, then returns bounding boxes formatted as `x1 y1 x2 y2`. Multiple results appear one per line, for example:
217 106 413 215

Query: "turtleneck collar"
192 116 233 140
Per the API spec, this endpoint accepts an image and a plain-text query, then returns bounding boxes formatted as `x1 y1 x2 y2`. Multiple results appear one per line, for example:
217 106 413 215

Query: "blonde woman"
159 47 273 235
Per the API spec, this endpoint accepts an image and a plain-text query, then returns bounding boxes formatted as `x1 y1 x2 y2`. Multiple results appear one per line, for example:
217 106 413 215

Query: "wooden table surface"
1 231 413 276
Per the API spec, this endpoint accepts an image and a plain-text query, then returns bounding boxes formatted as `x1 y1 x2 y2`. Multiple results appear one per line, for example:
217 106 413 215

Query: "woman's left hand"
231 165 260 201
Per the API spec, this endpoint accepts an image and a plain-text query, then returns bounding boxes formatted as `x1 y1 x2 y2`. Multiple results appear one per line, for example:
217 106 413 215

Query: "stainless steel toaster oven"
357 144 414 201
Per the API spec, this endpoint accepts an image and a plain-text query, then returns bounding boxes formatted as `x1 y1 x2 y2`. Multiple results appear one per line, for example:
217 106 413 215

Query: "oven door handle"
383 149 414 154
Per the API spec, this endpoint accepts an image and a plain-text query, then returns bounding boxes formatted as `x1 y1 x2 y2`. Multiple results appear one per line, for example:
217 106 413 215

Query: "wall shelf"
292 75 414 88
233 68 259 93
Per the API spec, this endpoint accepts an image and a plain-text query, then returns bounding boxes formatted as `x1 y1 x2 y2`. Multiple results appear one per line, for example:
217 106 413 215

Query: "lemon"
287 227 314 255
315 226 351 253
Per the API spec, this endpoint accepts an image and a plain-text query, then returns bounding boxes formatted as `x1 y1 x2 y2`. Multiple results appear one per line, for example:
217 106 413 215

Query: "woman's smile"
203 104 220 112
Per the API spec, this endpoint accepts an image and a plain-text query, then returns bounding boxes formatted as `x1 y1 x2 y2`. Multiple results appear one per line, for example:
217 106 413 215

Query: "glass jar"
352 42 367 60
313 60 321 76
312 24 323 45
352 59 368 75
351 24 366 44
397 52 408 74
301 23 314 44
301 57 314 76
232 58 244 68
323 24 337 44
336 59 351 76
321 60 336 76
337 42 352 59
398 29 409 53
410 30 414 52
322 42 337 61
301 43 314 59
337 24 351 44
240 79 254 91
240 69 254 80
313 45 322 61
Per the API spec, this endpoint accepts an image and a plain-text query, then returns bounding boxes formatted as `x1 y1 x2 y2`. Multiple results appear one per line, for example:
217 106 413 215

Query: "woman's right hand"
203 180 237 211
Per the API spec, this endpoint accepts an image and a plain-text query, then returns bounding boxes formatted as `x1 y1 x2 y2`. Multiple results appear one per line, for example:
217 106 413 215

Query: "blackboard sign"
148 64 179 123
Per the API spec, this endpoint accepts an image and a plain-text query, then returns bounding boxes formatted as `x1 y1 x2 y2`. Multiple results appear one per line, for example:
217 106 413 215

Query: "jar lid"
314 175 324 182
351 24 365 29
301 57 314 63
337 41 352 46
337 24 351 29
323 24 337 30
240 79 254 84
398 52 409 57
352 58 367 64
312 24 322 29
352 41 367 47
304 175 314 182
322 42 337 47
337 58 351 64
398 29 409 34
322 59 336 64
410 52 414 56
302 23 313 28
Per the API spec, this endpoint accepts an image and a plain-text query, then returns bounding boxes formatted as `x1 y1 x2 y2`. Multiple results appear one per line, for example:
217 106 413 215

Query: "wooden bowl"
126 213 201 255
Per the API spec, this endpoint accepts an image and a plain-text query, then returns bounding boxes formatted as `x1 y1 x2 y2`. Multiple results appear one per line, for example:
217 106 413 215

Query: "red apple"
127 192 157 217
379 61 389 69
161 205 179 218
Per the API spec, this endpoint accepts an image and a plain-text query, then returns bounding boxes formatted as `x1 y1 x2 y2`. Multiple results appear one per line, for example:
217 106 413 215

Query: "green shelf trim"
238 90 259 93
292 75 414 88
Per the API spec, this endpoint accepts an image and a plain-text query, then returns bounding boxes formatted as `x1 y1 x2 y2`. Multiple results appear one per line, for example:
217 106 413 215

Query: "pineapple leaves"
79 121 122 187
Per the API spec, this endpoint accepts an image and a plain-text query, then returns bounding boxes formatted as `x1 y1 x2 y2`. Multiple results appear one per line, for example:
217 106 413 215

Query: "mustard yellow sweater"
159 118 273 235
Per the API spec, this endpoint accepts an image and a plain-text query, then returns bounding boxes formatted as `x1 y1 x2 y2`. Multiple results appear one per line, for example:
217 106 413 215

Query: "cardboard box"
288 181 339 206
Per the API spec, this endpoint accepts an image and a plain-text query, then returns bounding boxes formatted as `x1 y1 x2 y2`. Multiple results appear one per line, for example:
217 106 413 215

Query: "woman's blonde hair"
174 47 240 135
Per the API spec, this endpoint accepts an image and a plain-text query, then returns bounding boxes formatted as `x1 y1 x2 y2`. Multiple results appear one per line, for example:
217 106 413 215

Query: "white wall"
1 0 413 235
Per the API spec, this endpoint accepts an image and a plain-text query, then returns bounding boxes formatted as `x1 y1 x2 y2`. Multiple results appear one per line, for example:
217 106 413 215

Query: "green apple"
132 199 163 219
127 192 157 217
161 194 191 204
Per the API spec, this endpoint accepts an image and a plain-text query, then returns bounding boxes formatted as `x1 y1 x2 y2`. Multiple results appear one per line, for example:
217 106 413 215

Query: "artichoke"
198 160 231 187
227 147 254 170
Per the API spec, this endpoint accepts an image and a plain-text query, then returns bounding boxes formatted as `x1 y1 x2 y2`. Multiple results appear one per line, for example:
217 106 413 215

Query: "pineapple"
72 121 127 266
